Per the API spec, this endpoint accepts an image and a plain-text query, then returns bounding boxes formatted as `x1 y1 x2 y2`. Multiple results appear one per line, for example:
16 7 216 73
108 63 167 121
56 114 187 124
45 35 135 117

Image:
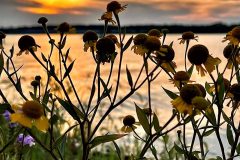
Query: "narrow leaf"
135 103 150 134
203 129 215 137
63 60 75 80
112 141 122 160
187 65 194 77
90 134 126 149
126 65 133 88
153 113 161 132
57 98 81 122
123 36 133 52
41 53 48 62
162 87 178 99
227 124 234 146
174 143 185 154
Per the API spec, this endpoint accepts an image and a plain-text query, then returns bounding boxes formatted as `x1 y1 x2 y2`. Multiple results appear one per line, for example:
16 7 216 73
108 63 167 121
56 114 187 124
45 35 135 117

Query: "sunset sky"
1 0 240 27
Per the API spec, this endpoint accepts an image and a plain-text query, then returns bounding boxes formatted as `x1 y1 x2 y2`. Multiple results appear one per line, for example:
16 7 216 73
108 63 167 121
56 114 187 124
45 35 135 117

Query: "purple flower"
2 110 17 128
3 110 11 121
17 134 35 147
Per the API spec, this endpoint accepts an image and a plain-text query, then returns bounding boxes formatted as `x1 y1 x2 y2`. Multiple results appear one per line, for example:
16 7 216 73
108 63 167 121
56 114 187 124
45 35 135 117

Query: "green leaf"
227 124 234 146
187 65 194 77
63 60 75 80
205 82 213 96
0 103 12 113
57 98 81 122
203 129 215 137
174 143 185 154
112 141 121 160
90 134 126 149
222 111 231 125
0 53 4 77
42 90 50 106
99 78 111 101
64 48 70 62
153 113 161 132
169 41 174 48
162 87 178 99
205 106 216 126
217 74 224 105
135 103 150 134
123 36 133 52
126 65 133 88
41 53 48 62
236 143 240 154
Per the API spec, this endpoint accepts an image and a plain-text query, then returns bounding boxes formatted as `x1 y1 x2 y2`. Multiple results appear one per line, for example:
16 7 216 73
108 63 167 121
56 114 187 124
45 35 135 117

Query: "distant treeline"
0 23 238 34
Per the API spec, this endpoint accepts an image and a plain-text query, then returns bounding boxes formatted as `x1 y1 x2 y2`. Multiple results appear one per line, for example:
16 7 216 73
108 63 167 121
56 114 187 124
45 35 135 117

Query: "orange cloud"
17 0 105 15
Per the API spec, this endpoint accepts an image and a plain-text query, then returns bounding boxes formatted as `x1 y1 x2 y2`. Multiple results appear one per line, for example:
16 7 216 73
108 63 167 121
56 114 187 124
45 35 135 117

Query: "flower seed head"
35 75 41 81
182 31 195 40
133 33 148 45
96 37 115 54
83 30 98 42
37 17 48 25
57 22 70 33
123 115 135 126
18 35 37 51
156 45 175 62
107 1 122 12
223 44 234 59
174 71 190 81
229 83 240 101
180 84 201 104
188 44 209 65
148 29 162 38
144 36 161 51
192 96 209 110
31 80 40 87
106 34 118 44
231 26 240 39
22 101 44 119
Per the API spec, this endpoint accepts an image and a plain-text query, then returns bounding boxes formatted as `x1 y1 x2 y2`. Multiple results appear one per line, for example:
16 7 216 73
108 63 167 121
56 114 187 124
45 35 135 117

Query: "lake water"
1 34 238 157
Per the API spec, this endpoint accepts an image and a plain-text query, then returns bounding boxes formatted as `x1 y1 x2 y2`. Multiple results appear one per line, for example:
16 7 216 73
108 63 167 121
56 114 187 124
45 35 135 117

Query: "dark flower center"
188 44 209 65
18 35 36 51
107 1 122 12
144 36 161 51
123 115 135 126
148 29 161 38
22 101 44 119
133 33 148 45
174 71 190 81
83 30 98 42
223 44 234 59
180 84 201 104
229 84 240 101
156 45 175 62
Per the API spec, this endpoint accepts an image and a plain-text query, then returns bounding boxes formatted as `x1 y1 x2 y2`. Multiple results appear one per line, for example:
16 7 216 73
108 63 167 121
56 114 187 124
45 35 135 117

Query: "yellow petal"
34 116 49 132
11 113 32 128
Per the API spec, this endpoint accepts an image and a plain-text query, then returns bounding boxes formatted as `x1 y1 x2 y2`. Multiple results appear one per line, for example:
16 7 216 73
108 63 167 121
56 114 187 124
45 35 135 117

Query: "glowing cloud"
17 0 105 15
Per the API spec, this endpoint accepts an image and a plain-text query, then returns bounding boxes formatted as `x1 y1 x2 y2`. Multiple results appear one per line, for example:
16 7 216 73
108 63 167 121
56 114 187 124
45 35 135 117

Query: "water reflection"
2 34 238 156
